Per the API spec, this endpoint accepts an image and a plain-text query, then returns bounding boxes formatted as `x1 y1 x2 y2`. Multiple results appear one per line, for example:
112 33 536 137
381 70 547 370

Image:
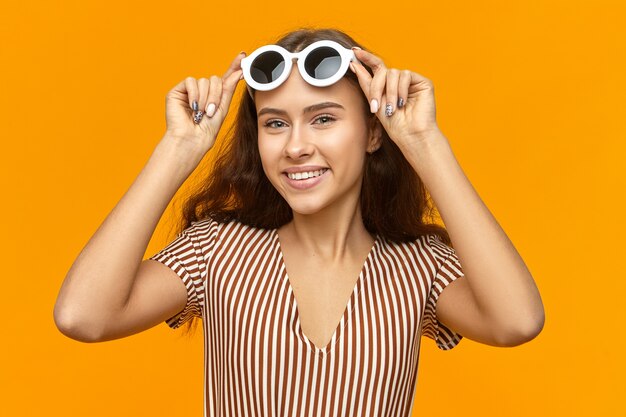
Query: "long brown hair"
172 27 451 336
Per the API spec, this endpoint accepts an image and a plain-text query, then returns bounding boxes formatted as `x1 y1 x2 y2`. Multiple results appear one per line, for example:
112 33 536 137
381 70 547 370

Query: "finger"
197 77 210 116
212 68 243 120
352 48 386 72
408 69 432 84
368 66 387 114
169 78 187 97
351 57 373 98
351 57 383 114
379 92 388 119
397 70 411 108
222 51 247 80
205 75 222 118
352 48 388 113
221 68 243 100
384 69 400 117
184 77 199 111
405 70 436 97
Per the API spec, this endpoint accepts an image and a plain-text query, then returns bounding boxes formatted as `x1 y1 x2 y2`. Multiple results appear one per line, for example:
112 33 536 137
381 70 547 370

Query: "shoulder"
187 216 267 233
422 233 457 265
375 233 442 270
377 233 436 257
182 217 222 242
189 217 275 246
378 233 460 277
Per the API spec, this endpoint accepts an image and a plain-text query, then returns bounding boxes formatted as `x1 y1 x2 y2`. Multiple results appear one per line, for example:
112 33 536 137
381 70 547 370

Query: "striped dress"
149 218 465 417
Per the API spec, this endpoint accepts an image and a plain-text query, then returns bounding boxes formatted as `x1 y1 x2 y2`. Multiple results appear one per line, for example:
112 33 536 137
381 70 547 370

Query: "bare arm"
53 136 200 342
54 54 246 342
348 48 544 347
401 131 545 347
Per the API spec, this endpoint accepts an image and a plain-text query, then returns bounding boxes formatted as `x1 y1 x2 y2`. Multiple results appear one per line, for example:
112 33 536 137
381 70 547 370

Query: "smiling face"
255 65 380 217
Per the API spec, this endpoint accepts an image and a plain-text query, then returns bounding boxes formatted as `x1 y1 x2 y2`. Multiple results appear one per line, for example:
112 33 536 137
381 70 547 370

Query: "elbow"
53 304 103 343
495 310 545 347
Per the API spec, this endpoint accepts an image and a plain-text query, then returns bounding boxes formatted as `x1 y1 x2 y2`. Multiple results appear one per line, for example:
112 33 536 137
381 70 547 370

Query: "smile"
286 168 329 180
282 168 330 190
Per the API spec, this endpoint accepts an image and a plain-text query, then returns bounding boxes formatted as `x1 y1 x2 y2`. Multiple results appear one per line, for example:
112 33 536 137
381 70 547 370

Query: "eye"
264 119 287 129
314 114 336 125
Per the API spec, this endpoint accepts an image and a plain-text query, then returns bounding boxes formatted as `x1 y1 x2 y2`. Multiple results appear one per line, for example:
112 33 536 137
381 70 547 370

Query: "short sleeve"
148 218 219 329
421 234 465 350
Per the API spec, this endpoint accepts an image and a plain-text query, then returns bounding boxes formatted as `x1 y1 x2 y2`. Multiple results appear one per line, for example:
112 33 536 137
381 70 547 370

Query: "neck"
278 196 375 262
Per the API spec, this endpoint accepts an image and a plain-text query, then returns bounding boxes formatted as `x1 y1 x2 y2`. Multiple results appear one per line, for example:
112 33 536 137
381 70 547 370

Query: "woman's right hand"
164 51 246 153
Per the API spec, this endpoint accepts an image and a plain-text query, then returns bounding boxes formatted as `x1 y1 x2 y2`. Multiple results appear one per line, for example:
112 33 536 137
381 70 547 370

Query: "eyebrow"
257 102 345 117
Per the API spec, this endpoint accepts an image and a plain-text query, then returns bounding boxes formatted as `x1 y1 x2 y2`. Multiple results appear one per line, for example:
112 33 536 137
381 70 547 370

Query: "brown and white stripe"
149 218 464 417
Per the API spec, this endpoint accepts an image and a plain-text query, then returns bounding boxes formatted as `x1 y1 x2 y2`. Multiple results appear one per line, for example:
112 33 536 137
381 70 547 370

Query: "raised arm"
54 135 198 342
403 132 545 347
53 54 246 342
350 47 545 347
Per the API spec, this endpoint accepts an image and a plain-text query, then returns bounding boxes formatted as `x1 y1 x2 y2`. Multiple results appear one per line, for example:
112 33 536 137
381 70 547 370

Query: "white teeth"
287 169 327 180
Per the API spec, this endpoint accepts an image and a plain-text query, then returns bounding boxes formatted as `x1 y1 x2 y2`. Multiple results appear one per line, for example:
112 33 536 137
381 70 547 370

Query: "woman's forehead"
254 72 362 115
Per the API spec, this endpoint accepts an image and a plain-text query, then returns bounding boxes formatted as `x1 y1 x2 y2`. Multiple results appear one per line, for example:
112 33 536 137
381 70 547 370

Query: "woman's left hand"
350 47 442 149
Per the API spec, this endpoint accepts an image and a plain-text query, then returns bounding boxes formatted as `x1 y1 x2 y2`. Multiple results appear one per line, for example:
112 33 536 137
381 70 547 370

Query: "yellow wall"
1 1 624 416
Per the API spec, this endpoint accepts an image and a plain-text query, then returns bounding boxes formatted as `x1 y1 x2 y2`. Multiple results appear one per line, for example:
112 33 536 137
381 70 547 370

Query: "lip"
282 168 330 190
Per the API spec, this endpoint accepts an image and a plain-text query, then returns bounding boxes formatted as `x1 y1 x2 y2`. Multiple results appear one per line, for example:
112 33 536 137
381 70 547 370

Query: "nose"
283 125 314 160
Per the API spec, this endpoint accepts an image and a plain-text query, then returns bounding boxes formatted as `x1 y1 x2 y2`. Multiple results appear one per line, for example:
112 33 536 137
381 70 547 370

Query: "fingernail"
206 103 216 118
385 103 393 117
193 110 204 124
192 100 198 111
240 73 244 80
239 51 246 56
349 62 356 74
370 99 379 113
398 97 404 108
351 46 362 50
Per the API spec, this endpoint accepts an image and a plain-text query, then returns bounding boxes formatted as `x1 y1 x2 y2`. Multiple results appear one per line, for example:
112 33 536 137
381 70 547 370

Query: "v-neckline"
273 228 380 356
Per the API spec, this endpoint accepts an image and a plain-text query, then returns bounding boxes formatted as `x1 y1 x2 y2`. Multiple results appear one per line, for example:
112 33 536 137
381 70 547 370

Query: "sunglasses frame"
241 40 356 99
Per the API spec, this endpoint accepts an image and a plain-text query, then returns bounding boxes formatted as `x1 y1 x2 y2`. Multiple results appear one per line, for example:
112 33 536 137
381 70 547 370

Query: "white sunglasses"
240 40 356 99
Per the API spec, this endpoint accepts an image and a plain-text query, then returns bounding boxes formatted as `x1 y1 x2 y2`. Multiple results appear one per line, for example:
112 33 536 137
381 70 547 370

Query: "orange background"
1 1 624 416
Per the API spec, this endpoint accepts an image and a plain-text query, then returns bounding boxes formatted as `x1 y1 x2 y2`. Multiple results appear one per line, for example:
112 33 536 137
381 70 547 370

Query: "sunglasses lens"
303 46 342 80
249 51 286 84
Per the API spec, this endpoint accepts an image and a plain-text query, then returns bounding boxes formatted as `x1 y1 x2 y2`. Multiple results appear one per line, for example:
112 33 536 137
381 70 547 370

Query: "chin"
286 200 327 216
280 191 334 216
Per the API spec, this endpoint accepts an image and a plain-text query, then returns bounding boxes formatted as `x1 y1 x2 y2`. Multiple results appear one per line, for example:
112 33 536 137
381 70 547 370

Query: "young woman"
54 28 544 416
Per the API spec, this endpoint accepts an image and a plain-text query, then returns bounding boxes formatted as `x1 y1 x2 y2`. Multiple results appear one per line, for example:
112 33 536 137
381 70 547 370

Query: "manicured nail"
385 103 393 117
351 46 362 50
239 51 246 56
206 103 216 118
370 98 379 113
192 100 198 111
398 97 404 108
193 110 204 124
349 62 356 74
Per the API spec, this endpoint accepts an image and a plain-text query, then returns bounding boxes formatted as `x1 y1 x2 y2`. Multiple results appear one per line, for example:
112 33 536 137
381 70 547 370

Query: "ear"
366 116 384 153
